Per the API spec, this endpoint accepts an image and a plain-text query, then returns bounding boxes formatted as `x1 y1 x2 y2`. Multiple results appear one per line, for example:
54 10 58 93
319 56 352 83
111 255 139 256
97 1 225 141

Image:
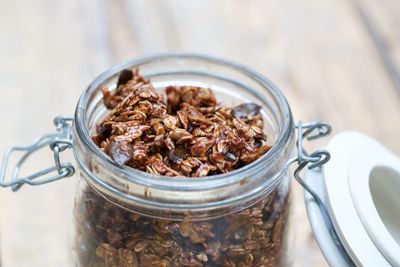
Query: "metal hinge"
0 116 75 191
293 121 354 265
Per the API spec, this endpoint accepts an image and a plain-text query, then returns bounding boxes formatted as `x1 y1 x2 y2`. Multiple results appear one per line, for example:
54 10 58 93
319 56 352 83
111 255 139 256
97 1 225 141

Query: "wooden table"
1 0 399 266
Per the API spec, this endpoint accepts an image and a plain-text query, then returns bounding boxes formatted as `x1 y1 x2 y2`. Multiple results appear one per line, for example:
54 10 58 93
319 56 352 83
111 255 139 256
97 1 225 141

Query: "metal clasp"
292 121 354 264
0 116 75 191
292 121 332 223
293 121 331 189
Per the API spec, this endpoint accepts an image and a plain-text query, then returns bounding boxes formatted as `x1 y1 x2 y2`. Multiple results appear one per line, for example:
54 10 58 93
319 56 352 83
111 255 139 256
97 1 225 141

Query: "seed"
134 241 148 252
225 152 236 162
179 219 192 237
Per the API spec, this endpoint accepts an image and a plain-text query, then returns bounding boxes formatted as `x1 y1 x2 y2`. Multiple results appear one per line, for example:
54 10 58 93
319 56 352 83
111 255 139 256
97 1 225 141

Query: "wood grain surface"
0 1 399 266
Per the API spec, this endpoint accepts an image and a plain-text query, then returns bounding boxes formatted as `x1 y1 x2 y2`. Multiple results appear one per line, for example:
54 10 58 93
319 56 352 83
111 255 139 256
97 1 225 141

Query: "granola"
74 69 290 267
75 181 290 267
91 69 271 176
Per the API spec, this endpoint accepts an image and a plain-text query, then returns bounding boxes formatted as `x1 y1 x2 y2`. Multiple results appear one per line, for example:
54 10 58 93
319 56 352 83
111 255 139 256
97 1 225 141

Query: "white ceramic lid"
304 132 400 267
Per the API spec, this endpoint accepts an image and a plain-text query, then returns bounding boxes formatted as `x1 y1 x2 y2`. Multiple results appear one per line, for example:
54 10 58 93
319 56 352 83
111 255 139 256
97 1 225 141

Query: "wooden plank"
352 0 400 93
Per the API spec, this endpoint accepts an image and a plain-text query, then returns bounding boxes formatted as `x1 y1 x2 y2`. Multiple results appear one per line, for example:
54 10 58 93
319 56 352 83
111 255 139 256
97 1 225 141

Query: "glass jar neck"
72 53 294 220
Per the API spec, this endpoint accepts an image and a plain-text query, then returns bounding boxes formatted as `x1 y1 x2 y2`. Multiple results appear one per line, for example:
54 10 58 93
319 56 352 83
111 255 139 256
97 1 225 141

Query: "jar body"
73 173 292 267
71 54 295 267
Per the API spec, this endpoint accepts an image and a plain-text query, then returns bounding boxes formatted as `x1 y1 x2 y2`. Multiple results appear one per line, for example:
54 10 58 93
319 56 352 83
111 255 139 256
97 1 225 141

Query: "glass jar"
0 53 331 267
72 54 294 267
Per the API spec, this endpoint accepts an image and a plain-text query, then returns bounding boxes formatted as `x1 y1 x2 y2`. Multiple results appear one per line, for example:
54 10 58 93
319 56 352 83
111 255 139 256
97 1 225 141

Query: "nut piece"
109 140 132 166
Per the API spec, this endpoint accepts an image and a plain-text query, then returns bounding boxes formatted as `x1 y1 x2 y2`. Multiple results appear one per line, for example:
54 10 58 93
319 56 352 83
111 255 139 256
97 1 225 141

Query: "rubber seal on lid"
348 143 400 266
305 132 400 266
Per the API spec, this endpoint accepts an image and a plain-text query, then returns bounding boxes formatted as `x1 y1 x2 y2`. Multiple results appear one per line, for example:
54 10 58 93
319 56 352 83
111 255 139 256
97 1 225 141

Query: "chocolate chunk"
232 103 262 119
116 69 134 88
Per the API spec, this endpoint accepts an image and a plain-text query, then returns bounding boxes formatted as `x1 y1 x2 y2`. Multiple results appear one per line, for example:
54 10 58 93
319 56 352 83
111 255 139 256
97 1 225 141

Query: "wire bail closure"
0 116 75 191
293 121 332 196
293 121 332 226
293 121 354 264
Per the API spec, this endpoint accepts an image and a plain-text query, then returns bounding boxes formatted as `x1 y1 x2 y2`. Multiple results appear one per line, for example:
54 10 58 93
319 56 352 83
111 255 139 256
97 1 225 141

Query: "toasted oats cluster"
92 69 271 177
75 69 290 267
75 179 290 267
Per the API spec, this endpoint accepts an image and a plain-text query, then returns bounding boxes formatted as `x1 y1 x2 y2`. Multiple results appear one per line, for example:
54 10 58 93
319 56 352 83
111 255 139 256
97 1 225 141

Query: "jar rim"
74 52 293 191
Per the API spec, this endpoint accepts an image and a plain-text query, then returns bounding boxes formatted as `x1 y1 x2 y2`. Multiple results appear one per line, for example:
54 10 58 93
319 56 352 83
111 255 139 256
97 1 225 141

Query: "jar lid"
304 132 400 266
